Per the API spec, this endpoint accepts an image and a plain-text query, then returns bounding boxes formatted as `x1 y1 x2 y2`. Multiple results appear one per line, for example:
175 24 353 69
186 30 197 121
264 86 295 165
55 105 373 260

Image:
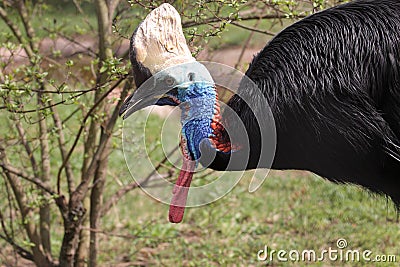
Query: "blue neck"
179 82 218 161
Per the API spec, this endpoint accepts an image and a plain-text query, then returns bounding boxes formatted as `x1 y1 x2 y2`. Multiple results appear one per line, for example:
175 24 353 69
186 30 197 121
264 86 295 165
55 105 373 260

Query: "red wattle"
169 157 195 223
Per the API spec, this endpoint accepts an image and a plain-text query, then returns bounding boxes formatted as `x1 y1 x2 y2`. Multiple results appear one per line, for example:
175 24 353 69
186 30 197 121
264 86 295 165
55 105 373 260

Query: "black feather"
212 0 400 206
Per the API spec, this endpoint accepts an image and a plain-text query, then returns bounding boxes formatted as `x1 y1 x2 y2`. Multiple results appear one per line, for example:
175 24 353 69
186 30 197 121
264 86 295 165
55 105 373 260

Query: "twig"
50 104 75 194
81 219 156 240
72 0 96 32
0 208 34 262
230 21 275 36
5 90 88 114
57 74 127 194
0 232 34 261
61 107 81 125
0 6 34 58
128 0 154 9
0 162 56 196
2 85 98 94
182 13 306 28
42 27 97 58
14 121 39 177
101 146 179 217
234 5 269 70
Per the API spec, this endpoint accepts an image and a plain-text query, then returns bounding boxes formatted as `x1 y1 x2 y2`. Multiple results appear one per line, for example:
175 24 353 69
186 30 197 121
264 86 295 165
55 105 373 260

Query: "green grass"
99 113 400 267
99 168 400 266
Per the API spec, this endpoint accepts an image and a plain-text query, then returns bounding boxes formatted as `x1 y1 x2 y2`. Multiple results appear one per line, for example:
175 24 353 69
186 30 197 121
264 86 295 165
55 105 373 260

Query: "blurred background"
0 0 399 266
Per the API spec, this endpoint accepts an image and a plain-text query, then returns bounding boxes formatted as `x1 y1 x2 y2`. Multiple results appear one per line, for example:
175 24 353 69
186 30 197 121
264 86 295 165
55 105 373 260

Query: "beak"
119 69 176 119
119 62 214 119
119 88 165 119
119 83 189 120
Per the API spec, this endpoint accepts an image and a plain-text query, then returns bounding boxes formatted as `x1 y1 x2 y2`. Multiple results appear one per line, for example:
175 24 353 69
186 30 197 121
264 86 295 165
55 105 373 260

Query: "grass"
99 112 400 266
100 168 400 266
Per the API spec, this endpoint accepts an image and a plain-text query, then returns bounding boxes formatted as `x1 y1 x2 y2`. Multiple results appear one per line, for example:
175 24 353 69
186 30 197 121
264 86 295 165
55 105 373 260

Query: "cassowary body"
216 0 400 203
121 0 400 222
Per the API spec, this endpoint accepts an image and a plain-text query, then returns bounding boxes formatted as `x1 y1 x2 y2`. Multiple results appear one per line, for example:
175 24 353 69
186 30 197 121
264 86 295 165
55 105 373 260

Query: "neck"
179 83 228 161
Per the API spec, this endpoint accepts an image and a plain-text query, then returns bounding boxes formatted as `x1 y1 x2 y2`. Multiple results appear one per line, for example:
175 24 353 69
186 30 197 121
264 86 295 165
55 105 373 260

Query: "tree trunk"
74 199 90 267
75 113 99 267
58 196 86 267
38 89 53 259
88 0 117 266
89 142 110 267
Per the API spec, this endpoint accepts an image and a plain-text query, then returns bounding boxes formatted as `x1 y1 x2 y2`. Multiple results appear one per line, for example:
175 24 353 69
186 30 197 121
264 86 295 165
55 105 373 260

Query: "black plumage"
204 0 400 207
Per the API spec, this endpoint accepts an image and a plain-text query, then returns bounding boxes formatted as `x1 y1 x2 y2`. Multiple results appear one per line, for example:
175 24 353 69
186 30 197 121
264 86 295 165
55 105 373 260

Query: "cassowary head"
120 4 229 223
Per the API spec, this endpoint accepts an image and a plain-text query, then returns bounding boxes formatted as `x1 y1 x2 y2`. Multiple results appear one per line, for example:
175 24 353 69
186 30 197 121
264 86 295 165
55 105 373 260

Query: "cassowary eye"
165 76 176 87
188 72 195 81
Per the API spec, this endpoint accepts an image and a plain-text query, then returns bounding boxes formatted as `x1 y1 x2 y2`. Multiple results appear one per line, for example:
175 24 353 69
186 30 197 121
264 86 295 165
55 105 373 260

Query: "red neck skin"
168 155 196 223
209 94 232 152
168 91 231 223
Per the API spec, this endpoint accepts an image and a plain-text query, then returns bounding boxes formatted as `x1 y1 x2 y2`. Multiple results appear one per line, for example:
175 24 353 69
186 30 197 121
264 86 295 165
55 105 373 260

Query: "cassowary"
120 0 400 223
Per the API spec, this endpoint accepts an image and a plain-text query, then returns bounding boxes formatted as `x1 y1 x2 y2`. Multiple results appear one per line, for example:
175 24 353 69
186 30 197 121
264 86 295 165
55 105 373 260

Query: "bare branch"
50 104 75 194
14 120 39 176
57 74 127 195
182 12 306 28
37 87 53 256
235 5 269 70
5 90 87 114
0 6 34 57
15 0 37 51
72 0 96 32
0 162 56 196
0 211 35 262
0 148 52 266
101 146 178 217
0 233 35 261
1 85 98 94
230 21 275 36
107 0 121 23
42 27 98 58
